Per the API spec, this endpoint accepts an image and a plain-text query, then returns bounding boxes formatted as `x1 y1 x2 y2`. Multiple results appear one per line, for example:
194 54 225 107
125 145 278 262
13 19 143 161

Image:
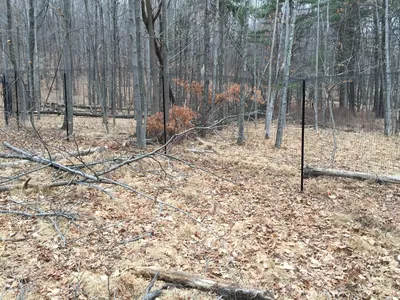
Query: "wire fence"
1 67 400 187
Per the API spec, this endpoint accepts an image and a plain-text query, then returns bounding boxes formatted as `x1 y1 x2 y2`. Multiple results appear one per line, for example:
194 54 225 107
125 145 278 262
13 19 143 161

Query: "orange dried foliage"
174 79 264 106
147 106 198 139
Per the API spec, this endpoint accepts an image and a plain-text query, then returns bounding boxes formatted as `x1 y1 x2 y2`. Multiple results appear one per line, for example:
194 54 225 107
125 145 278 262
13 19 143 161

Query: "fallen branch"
2 142 215 235
0 209 77 220
53 146 107 160
0 146 106 168
0 236 28 242
39 110 135 119
185 148 216 154
118 232 152 245
133 266 275 300
0 160 31 168
0 180 80 192
304 166 400 184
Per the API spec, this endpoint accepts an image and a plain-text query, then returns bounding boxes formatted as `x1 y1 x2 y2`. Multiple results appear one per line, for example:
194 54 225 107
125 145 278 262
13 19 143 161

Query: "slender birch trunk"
265 0 280 138
275 0 298 148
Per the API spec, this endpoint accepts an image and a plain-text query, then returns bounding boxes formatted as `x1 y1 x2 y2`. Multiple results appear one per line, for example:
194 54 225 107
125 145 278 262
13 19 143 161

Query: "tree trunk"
6 0 17 120
61 0 74 136
314 0 320 132
28 0 35 124
145 0 160 114
384 0 392 136
237 0 250 145
265 0 280 139
16 26 27 122
210 0 220 122
130 0 146 148
161 0 170 124
275 0 298 148
111 0 118 126
100 4 109 133
201 0 211 132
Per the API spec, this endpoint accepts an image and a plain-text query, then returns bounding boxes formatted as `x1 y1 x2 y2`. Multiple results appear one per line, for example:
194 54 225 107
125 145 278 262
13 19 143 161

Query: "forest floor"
0 115 400 299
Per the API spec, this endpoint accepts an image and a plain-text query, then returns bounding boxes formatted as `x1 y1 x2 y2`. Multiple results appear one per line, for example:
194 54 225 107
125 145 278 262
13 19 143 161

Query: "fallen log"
45 102 132 111
304 166 400 184
133 266 275 300
39 110 135 119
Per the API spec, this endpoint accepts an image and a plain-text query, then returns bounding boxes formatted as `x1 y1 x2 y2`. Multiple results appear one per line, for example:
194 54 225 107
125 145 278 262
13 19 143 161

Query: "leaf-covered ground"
0 115 400 299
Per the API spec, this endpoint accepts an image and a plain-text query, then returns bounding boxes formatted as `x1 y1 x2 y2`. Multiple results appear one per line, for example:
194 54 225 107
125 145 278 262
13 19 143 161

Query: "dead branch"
133 266 275 300
158 154 236 185
304 166 400 184
0 236 28 242
1 142 215 235
185 148 216 154
118 232 152 245
0 160 31 168
39 110 135 119
3 141 100 181
0 146 106 169
99 114 240 176
0 179 81 192
52 146 107 160
0 209 77 220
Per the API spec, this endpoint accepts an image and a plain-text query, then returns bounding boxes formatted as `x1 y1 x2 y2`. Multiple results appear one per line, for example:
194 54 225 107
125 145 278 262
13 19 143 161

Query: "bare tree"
384 0 392 136
161 0 170 123
61 0 74 135
275 0 298 149
237 0 250 145
265 0 280 139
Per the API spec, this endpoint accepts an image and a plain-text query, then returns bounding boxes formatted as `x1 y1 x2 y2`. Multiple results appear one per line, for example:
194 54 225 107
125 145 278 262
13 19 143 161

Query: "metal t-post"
301 79 306 192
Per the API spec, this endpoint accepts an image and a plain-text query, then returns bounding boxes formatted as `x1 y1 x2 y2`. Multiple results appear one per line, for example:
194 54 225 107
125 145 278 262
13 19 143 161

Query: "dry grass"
0 115 399 299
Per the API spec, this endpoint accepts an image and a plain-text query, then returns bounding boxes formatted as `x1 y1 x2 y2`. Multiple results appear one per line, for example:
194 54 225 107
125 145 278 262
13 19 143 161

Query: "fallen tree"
133 266 275 300
304 166 400 184
39 110 135 119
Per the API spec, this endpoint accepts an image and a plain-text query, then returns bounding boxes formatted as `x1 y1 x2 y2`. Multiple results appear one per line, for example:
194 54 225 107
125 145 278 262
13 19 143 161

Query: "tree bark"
237 0 250 145
145 0 160 114
161 0 170 123
130 0 147 147
304 166 400 184
265 0 280 139
61 0 74 135
28 0 35 123
201 0 211 132
133 266 275 300
314 0 320 132
384 0 392 136
275 0 298 148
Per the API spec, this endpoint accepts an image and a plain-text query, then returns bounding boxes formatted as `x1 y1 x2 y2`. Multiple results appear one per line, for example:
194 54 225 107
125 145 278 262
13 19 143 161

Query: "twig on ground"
76 182 115 199
0 209 77 220
47 216 67 247
118 232 153 245
145 272 159 294
0 236 28 242
0 164 50 185
158 154 236 185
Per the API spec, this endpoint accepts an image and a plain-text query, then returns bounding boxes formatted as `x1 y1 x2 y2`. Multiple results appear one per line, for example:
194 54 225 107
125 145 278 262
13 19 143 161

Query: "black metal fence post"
301 79 306 192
